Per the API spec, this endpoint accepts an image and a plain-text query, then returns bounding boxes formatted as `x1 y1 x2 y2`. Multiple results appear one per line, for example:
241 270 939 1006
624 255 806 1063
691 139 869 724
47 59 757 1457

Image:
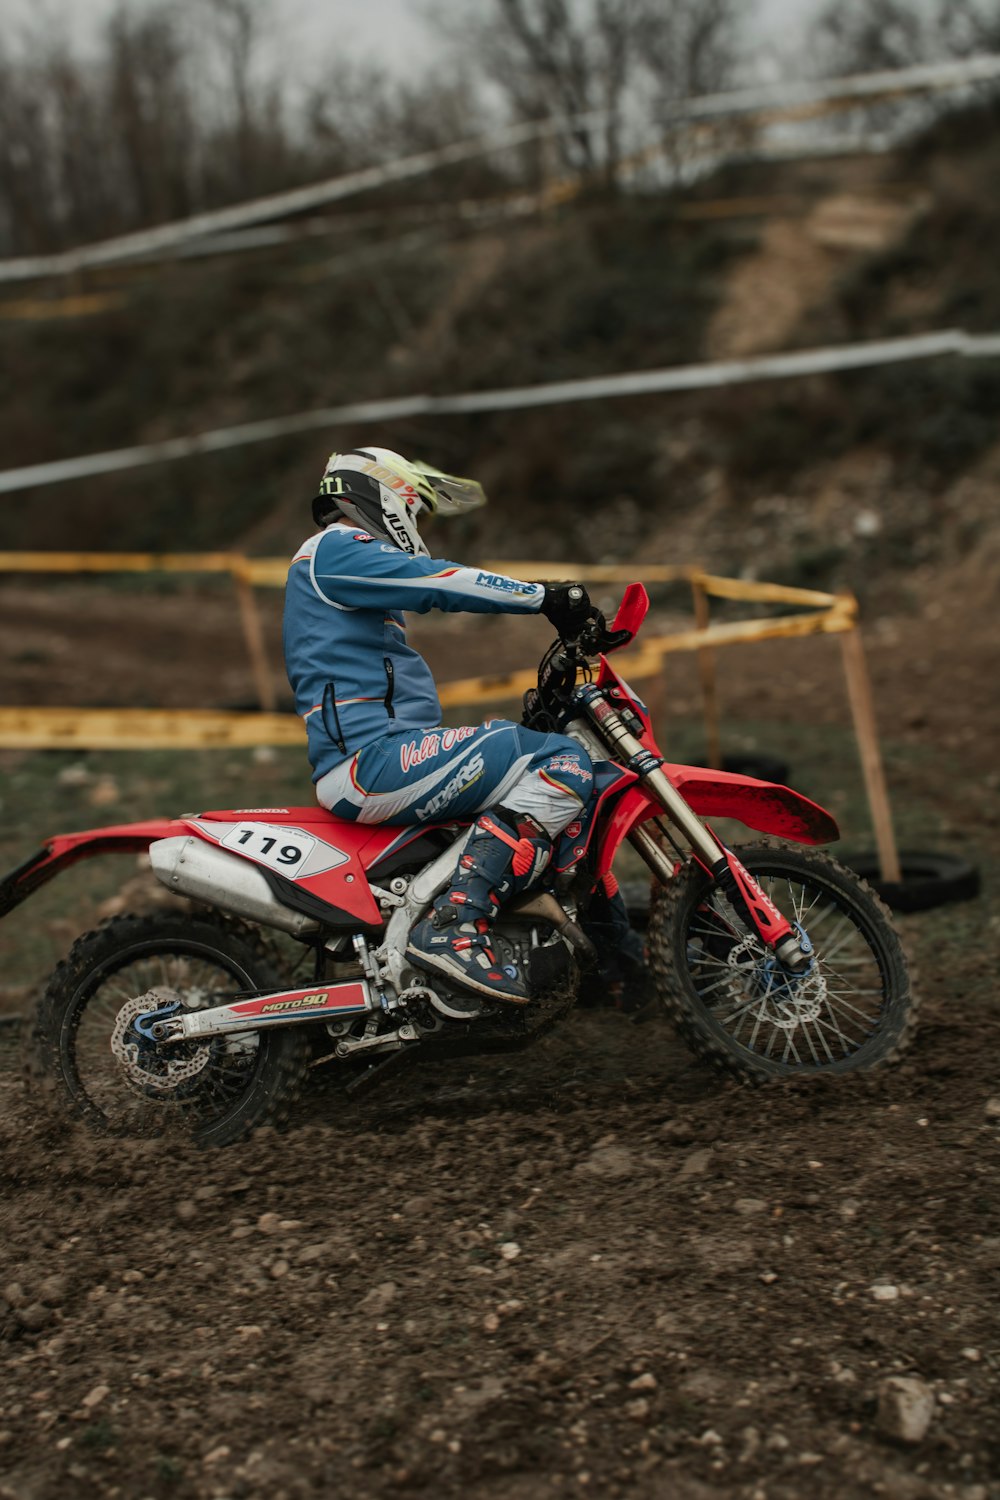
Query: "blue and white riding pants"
315 719 593 838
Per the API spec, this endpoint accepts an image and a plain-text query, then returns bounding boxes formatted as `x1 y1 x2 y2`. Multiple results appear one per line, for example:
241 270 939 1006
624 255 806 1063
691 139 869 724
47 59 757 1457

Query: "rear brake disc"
111 993 211 1098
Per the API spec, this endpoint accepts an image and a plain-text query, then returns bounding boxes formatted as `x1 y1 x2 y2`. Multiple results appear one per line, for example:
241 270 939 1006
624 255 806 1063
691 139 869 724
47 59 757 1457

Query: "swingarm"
139 977 377 1043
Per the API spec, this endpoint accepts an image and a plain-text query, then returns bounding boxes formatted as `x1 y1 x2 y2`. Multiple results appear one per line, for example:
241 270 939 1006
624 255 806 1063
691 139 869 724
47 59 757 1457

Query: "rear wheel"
649 843 916 1082
35 912 311 1147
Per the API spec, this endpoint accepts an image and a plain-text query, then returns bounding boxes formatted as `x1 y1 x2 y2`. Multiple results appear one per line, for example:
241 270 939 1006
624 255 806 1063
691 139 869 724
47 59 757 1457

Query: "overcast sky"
0 0 825 79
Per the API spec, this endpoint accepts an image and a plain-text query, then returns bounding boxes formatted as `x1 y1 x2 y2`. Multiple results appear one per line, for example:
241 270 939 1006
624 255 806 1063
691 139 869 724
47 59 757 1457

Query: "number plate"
215 822 349 877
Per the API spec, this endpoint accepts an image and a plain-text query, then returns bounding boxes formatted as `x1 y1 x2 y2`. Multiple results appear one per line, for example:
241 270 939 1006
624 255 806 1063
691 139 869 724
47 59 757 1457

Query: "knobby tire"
34 911 311 1148
648 842 917 1083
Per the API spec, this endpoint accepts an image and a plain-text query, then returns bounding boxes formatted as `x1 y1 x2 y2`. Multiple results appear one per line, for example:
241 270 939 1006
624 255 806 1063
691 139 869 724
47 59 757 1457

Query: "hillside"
2 99 1000 610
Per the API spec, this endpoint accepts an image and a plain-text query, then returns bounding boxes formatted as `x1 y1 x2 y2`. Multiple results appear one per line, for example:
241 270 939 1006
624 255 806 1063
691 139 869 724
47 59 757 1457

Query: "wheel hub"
110 991 211 1098
725 935 827 1028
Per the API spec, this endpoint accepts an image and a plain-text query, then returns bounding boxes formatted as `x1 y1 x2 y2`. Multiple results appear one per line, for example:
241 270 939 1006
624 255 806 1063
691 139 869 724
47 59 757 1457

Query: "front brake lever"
567 623 631 656
558 631 597 661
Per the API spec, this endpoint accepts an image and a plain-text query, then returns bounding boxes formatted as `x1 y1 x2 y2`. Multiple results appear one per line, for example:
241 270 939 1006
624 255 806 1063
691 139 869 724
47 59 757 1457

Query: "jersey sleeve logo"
475 571 541 597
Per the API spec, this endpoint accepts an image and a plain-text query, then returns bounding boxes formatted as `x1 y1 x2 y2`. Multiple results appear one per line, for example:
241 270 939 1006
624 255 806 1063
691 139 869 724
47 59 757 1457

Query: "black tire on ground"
691 754 791 783
35 912 311 1148
719 753 790 785
844 850 981 913
648 842 916 1083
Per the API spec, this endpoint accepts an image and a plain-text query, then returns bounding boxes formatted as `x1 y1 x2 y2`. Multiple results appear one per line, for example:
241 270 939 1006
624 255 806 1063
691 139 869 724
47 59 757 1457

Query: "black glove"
541 582 596 637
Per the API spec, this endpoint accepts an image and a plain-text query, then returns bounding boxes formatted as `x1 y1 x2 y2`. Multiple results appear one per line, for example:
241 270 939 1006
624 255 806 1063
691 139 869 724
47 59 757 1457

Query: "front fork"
577 687 810 973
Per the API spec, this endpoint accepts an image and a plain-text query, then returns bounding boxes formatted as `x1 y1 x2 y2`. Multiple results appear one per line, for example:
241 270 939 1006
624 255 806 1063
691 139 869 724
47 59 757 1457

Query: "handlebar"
559 616 633 658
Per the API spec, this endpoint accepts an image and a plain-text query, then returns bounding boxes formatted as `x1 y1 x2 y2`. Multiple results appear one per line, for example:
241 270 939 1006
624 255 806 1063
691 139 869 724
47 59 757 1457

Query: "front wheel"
649 843 916 1082
35 912 312 1147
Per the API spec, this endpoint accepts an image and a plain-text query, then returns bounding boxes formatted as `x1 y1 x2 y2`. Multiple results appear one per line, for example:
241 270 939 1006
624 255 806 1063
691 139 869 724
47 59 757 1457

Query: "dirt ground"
0 569 998 1500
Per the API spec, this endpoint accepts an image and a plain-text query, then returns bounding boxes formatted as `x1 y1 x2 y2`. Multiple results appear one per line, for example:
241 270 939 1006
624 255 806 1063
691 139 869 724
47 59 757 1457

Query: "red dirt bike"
6 585 915 1147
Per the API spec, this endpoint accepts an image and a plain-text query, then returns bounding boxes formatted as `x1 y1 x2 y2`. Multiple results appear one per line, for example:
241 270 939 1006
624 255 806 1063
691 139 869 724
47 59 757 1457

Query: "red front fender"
595 766 839 881
0 819 190 919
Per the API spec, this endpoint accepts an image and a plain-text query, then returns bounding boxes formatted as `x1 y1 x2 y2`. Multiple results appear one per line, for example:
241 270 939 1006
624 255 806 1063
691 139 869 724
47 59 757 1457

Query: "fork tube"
627 823 677 883
580 690 806 967
582 692 722 867
637 764 725 870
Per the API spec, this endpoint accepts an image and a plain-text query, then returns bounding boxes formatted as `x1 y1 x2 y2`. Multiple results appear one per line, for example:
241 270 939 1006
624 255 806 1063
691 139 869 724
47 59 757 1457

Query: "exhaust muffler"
149 836 320 937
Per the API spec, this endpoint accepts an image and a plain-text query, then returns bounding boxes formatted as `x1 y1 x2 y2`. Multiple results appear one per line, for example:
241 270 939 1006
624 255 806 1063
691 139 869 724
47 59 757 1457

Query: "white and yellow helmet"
313 446 486 556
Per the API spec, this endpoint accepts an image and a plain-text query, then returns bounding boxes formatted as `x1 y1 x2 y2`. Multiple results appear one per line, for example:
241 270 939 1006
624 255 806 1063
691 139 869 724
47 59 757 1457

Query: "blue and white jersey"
283 523 545 781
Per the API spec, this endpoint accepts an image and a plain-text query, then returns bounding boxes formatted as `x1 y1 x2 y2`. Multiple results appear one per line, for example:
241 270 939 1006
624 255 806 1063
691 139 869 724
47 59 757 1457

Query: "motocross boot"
406 808 551 1003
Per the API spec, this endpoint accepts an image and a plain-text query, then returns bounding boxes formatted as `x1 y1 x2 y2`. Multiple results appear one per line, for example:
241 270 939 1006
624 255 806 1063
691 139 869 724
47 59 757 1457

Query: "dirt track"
2 982 999 1500
0 576 998 1500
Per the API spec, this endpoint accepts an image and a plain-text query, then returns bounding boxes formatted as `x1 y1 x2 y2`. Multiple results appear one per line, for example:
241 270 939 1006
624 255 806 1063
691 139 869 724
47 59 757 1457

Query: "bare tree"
455 0 630 178
935 0 1000 55
105 9 197 225
813 0 932 73
809 0 1000 141
197 0 271 196
438 0 742 185
811 0 1000 71
637 0 740 99
634 0 744 177
0 8 201 251
303 61 486 170
0 47 54 252
0 0 322 255
0 0 746 257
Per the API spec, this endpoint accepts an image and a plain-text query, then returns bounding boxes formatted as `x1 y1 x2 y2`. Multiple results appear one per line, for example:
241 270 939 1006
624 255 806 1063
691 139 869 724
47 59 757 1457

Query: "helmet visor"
412 462 487 516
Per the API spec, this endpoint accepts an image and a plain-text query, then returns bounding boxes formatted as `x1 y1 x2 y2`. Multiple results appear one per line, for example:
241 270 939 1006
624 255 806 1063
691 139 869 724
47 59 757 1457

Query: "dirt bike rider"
283 445 607 1006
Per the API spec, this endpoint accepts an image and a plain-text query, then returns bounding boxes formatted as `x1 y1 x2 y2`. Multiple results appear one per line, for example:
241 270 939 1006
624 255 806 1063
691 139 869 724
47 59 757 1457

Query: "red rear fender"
196 806 359 828
0 806 449 927
192 808 430 875
0 819 191 919
183 813 389 926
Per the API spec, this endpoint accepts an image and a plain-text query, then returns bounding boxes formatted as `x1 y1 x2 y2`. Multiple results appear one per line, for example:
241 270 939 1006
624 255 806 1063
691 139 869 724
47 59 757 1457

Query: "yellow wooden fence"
0 552 898 879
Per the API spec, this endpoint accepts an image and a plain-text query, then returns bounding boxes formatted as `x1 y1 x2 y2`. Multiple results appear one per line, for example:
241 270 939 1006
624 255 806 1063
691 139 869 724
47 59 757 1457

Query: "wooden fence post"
691 574 722 770
233 560 277 713
839 625 901 884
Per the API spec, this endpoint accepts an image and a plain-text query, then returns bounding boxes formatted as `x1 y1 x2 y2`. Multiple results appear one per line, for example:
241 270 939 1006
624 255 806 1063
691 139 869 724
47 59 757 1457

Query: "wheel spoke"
821 994 871 1034
665 849 910 1078
781 1027 804 1064
813 1010 863 1053
815 919 864 967
695 975 746 1003
803 1015 839 1061
68 946 263 1133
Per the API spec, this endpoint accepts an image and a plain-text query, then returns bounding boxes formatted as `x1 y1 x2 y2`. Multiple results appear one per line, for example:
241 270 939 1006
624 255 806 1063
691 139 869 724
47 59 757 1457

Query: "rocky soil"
1 976 998 1500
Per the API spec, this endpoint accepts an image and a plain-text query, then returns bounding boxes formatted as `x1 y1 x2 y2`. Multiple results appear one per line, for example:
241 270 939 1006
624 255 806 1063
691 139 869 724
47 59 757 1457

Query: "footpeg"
334 1023 418 1058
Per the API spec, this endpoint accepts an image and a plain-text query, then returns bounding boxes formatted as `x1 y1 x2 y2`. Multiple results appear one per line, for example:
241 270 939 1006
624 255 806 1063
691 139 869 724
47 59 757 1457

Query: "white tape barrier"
2 54 999 285
2 328 1000 496
663 53 1000 120
0 116 603 285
